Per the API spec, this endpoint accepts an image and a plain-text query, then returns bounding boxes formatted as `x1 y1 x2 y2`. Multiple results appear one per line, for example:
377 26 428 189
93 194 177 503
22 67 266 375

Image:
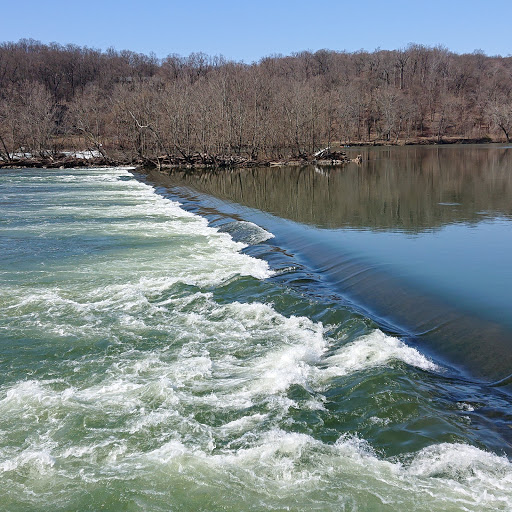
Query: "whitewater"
0 167 510 511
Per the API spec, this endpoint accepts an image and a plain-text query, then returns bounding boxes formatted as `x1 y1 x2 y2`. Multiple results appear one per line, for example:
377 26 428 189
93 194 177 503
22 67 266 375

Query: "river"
0 146 511 511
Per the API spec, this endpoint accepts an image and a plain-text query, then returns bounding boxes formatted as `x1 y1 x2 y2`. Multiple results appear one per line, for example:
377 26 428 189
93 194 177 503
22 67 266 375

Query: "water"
0 162 511 511
146 144 512 382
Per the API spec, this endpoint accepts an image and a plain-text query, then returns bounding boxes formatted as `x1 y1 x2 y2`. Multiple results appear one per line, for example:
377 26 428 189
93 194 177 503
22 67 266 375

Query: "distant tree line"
1 39 511 165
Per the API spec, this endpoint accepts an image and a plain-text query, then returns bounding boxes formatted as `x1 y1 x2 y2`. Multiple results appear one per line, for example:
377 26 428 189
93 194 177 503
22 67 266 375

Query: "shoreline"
0 138 505 171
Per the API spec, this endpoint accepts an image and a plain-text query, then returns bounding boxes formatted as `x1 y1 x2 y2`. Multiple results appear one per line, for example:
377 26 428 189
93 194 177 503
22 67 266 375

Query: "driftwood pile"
0 155 111 169
153 153 259 169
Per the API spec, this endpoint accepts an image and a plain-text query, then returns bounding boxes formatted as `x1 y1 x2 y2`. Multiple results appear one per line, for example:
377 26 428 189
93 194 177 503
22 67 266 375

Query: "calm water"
0 150 511 511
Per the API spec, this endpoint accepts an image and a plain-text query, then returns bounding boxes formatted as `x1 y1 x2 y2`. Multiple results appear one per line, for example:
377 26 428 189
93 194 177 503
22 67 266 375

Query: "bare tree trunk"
0 134 12 162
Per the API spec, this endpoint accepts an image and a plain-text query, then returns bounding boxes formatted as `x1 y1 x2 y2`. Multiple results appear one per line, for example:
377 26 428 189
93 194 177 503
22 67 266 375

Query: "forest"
1 39 512 167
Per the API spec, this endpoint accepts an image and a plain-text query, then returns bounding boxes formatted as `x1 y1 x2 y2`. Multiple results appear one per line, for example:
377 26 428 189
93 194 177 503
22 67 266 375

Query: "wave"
217 220 275 245
0 167 509 510
1 419 510 511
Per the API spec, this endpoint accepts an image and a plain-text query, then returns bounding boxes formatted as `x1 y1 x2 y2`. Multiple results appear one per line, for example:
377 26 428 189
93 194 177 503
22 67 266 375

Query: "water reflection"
157 145 512 232
145 145 512 383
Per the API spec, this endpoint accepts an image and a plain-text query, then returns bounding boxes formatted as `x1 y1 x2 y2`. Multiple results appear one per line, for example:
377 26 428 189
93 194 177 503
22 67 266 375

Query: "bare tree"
3 40 512 164
66 83 110 158
18 82 56 157
488 102 512 142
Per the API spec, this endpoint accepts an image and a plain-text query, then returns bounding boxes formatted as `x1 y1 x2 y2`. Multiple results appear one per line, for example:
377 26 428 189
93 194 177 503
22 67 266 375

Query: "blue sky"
2 0 511 61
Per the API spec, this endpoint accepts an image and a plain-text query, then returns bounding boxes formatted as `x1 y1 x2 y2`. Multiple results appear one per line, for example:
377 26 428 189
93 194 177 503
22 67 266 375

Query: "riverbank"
1 137 505 170
0 155 114 170
0 150 355 170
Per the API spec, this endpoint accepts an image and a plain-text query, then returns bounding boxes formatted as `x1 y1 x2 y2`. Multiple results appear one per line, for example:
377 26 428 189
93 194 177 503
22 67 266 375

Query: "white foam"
0 450 55 474
408 443 511 481
146 440 192 463
138 429 512 510
0 351 509 510
218 414 268 435
314 330 438 386
0 424 509 510
250 332 326 393
1 380 55 408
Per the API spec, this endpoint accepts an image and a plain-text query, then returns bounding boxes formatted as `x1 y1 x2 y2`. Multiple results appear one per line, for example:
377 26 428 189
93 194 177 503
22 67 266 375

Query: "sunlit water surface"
0 162 511 511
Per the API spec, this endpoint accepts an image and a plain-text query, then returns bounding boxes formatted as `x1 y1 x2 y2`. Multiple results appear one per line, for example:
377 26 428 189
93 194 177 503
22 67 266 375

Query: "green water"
0 167 511 511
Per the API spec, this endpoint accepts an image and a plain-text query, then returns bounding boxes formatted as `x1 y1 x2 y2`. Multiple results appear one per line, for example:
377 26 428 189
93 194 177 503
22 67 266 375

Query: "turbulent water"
0 167 511 511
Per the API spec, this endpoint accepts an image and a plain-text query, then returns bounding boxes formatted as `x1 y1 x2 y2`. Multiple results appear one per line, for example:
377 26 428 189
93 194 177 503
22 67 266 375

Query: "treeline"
1 39 512 166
